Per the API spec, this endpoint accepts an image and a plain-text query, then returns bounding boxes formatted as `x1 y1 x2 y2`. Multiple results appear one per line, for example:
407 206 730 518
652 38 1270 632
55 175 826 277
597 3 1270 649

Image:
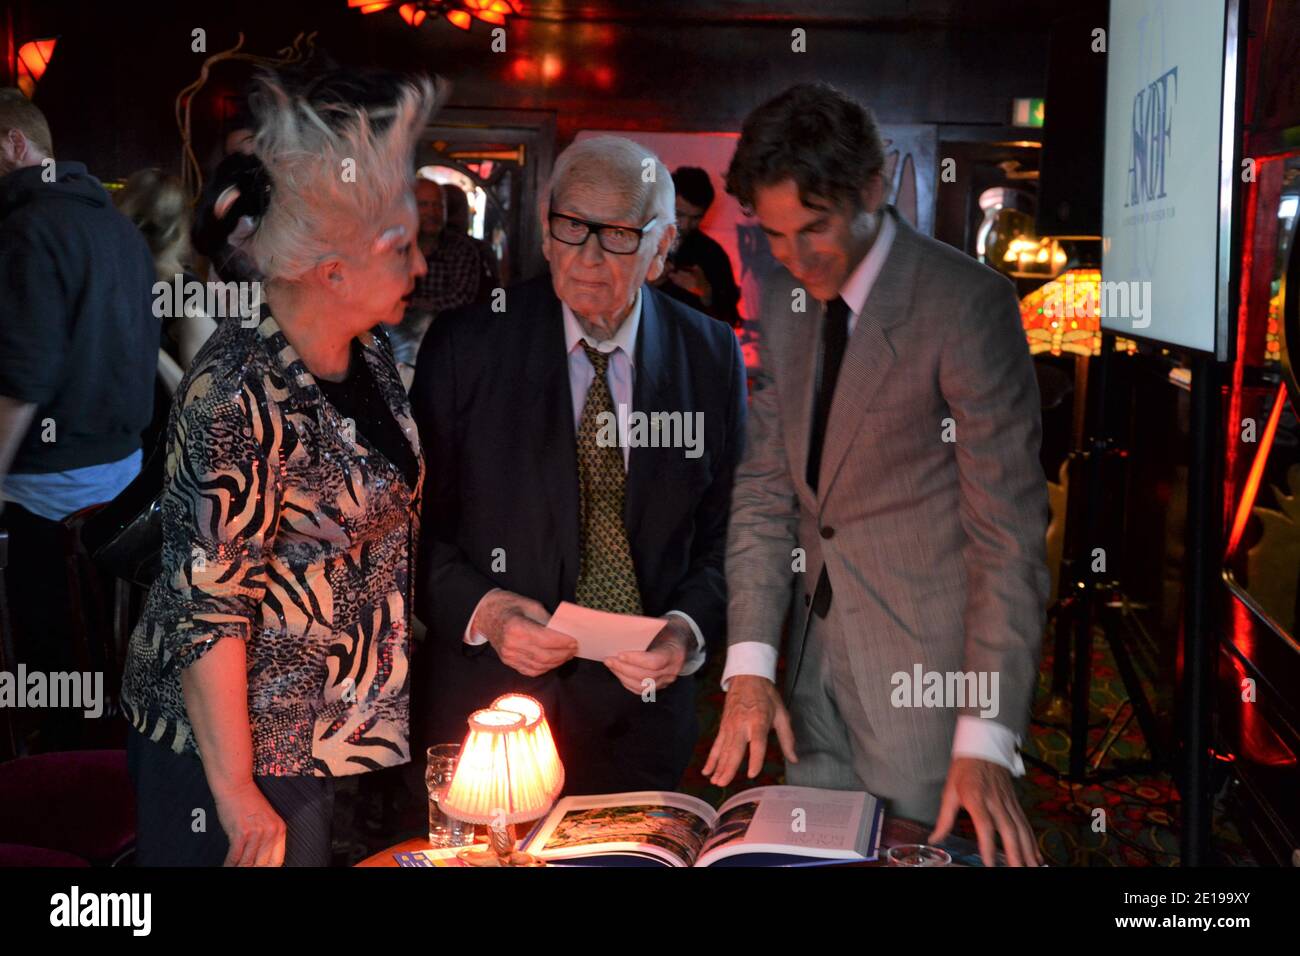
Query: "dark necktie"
574 340 643 615
806 296 851 492
806 297 850 618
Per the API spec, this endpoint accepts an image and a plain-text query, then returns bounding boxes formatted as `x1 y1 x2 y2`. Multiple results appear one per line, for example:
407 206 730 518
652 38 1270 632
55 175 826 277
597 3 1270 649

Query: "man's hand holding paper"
545 601 693 693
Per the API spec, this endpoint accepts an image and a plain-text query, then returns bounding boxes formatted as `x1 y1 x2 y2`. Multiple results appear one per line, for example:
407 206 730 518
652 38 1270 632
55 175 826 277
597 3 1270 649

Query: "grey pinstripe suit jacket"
725 204 1050 783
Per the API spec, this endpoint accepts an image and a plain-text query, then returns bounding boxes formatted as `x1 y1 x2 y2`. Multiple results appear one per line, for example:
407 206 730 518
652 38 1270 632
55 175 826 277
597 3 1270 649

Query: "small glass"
425 744 475 848
885 843 952 867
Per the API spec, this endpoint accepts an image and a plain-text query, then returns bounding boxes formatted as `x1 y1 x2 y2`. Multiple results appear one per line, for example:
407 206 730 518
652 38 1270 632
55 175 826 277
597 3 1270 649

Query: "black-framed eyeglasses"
548 207 659 255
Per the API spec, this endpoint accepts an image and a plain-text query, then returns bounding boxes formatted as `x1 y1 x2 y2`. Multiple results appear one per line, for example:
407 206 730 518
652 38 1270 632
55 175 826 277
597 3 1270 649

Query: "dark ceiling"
517 0 1108 25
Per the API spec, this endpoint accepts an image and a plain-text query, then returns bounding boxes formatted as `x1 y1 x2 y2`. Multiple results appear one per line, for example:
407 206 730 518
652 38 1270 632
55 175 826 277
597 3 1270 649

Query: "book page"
523 791 719 867
697 786 880 866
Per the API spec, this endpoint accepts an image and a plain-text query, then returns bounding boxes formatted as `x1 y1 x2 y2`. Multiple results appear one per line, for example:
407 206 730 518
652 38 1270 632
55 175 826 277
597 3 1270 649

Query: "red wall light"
16 38 58 99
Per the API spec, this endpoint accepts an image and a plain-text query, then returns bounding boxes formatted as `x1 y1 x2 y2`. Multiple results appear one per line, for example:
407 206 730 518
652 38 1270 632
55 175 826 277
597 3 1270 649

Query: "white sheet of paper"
546 601 665 662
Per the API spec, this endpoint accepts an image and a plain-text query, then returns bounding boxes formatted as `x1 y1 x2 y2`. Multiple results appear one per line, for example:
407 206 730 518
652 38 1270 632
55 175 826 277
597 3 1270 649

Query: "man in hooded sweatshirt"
0 88 157 750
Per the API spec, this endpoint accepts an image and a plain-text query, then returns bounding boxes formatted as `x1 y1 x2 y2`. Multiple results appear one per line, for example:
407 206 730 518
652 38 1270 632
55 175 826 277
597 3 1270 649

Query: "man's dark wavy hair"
725 82 885 213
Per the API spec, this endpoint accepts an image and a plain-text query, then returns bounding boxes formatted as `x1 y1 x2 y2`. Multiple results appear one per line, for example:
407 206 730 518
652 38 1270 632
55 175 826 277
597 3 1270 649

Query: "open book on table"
520 786 884 867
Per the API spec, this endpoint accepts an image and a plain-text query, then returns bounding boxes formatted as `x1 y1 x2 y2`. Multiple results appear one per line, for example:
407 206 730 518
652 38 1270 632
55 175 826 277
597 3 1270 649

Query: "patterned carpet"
1018 633 1255 866
334 628 1257 866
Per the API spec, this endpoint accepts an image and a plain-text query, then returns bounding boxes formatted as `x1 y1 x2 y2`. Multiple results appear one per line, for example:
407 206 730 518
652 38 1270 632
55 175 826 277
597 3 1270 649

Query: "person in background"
191 105 263 286
441 182 500 289
389 178 495 381
653 166 741 328
116 169 220 454
0 88 158 751
119 68 435 866
442 181 471 233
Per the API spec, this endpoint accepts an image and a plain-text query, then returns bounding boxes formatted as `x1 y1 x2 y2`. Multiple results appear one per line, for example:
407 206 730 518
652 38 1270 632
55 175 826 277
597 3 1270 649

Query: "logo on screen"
1125 66 1179 208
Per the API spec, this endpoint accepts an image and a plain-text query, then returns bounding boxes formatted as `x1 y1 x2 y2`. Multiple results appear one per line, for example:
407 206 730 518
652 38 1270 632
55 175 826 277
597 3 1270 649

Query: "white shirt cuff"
463 587 502 645
720 641 779 691
664 610 706 676
952 715 1025 776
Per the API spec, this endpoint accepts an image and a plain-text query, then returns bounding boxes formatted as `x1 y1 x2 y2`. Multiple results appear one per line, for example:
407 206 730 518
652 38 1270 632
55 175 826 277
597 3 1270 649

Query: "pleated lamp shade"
441 708 563 825
492 693 565 797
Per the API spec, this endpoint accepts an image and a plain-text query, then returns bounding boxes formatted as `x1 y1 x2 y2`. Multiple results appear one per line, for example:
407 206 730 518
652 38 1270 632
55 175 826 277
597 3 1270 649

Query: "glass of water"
426 744 475 848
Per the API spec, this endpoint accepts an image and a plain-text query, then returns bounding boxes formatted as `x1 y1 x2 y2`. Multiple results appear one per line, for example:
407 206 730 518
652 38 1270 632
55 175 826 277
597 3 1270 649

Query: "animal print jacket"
121 311 424 776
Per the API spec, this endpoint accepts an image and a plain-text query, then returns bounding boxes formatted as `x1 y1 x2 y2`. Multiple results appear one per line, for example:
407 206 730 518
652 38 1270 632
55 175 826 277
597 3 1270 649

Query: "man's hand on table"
929 755 1042 867
605 615 693 694
702 674 798 787
472 590 578 677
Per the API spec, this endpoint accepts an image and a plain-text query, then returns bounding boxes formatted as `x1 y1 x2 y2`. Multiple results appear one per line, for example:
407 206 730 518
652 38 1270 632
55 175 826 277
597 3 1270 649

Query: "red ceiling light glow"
399 3 428 26
347 0 518 30
464 0 519 26
16 38 58 99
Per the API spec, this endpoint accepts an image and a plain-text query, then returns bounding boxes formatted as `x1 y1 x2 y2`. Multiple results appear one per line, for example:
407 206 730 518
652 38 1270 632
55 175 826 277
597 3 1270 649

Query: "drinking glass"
425 744 475 848
885 843 952 866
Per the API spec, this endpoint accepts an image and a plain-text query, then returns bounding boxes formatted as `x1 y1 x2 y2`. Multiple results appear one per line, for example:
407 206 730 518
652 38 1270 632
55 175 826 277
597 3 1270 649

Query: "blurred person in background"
653 166 740 328
116 168 219 455
441 181 500 290
0 88 158 751
389 177 496 384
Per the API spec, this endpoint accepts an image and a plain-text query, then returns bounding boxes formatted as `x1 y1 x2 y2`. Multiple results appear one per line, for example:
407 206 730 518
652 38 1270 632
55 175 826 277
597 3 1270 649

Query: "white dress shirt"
719 210 1024 776
464 287 708 676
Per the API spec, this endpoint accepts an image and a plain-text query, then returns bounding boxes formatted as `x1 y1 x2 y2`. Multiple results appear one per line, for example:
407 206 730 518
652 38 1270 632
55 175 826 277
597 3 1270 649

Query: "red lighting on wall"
1227 598 1298 768
510 56 535 82
1225 382 1287 559
16 38 58 99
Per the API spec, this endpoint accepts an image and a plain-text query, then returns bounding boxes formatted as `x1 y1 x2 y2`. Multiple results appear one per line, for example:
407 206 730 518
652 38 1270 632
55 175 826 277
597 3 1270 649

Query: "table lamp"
441 706 564 866
491 693 565 796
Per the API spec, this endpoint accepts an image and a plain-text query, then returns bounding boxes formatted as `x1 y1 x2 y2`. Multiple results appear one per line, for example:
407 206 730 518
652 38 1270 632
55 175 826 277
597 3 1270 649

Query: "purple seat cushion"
0 750 135 862
0 843 91 867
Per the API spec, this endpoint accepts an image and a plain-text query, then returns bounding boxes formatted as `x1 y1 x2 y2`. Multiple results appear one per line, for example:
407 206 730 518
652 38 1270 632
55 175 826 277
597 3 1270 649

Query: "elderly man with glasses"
409 136 747 794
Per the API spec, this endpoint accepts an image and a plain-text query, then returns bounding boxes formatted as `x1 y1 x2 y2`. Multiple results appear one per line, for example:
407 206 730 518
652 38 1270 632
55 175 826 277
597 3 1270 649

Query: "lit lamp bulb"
441 706 564 867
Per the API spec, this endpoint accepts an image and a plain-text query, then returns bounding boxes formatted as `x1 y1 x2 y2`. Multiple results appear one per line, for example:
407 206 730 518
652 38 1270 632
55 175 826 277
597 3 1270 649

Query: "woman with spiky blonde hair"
121 68 440 867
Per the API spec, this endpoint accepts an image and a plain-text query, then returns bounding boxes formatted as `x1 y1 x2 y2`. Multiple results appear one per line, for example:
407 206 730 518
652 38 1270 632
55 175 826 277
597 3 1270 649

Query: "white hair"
544 135 675 231
246 72 441 281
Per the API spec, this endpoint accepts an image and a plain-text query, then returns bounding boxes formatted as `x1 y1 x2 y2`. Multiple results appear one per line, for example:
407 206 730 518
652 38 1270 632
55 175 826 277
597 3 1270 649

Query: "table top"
356 815 990 868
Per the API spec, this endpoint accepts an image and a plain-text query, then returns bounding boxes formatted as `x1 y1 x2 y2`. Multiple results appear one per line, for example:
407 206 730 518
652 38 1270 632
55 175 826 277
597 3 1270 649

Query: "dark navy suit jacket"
409 275 746 794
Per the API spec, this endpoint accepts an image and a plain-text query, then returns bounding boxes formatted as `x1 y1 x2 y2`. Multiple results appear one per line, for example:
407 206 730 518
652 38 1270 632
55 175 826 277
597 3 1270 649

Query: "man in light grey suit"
703 84 1048 866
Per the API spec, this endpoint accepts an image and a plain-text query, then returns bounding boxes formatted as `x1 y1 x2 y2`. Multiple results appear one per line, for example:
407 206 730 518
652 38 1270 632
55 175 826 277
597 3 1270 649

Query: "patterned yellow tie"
574 340 643 614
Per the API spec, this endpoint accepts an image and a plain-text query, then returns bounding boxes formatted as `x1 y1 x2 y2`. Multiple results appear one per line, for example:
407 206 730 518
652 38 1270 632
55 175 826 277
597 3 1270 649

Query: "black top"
663 229 741 327
316 337 419 490
0 162 158 473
